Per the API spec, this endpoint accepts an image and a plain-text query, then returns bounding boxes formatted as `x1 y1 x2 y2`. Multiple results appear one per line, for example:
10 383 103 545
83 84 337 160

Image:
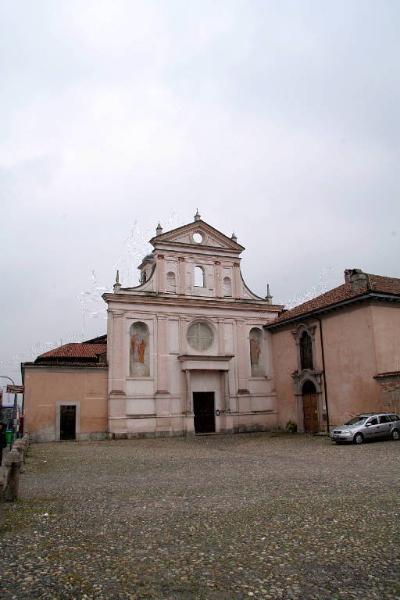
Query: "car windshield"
344 417 368 426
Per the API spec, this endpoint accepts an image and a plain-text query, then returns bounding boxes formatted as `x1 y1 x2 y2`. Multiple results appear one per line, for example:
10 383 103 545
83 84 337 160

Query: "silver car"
331 413 400 444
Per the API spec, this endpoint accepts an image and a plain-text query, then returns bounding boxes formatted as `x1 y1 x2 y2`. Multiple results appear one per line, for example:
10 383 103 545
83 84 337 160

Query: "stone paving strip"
0 433 399 599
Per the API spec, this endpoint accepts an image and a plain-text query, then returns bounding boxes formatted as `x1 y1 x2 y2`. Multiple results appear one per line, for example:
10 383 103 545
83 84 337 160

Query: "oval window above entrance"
187 322 214 351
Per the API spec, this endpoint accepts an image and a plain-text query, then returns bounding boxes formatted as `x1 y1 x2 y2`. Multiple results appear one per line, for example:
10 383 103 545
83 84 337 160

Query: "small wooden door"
193 392 215 433
302 381 319 433
60 405 76 440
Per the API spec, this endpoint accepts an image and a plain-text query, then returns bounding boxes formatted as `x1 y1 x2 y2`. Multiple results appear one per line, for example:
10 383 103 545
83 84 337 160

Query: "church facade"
22 214 400 442
104 212 280 438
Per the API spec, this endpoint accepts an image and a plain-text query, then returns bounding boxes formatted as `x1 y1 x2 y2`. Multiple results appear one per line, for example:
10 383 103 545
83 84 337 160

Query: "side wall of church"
370 303 400 375
321 304 380 426
271 303 395 431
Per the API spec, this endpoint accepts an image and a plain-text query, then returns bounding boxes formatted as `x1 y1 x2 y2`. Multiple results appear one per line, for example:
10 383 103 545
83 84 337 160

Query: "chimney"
344 268 369 291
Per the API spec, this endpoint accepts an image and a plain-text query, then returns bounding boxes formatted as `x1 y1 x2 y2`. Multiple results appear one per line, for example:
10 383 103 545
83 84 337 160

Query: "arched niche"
300 331 313 370
166 271 176 293
292 323 317 373
130 321 150 377
249 327 264 376
223 276 232 297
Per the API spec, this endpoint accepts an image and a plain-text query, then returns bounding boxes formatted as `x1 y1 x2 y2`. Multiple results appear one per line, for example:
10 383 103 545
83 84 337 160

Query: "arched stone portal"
302 380 319 433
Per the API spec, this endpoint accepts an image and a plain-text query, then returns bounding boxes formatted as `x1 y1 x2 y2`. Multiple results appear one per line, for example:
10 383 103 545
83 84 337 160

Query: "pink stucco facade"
270 301 400 432
23 366 108 442
104 216 281 438
21 218 400 441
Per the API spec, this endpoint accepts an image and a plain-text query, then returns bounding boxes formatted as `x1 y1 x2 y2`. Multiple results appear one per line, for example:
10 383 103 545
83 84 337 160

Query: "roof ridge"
270 272 400 327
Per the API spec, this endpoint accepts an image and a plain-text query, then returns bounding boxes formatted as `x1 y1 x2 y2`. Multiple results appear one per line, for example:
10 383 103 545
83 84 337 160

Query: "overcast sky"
1 0 400 386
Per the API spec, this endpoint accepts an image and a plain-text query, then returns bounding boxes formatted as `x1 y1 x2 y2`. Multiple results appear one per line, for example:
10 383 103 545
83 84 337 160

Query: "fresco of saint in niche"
250 328 264 376
130 322 150 377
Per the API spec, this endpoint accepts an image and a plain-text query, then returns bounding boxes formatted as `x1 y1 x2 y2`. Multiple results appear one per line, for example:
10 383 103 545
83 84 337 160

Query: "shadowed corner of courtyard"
1 434 399 600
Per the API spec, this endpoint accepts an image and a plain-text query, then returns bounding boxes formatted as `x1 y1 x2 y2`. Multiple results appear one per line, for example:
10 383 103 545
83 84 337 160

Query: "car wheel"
392 429 400 441
354 433 364 445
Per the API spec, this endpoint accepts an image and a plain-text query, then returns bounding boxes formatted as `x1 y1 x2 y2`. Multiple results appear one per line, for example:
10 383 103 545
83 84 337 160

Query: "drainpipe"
314 317 330 434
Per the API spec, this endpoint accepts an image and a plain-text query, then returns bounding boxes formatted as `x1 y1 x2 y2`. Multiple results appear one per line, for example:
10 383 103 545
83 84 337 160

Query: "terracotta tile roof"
370 275 400 294
35 336 107 364
38 343 106 360
267 272 400 327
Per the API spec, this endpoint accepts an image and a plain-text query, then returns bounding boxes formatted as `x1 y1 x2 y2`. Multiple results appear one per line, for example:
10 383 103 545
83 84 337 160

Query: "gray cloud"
1 0 399 384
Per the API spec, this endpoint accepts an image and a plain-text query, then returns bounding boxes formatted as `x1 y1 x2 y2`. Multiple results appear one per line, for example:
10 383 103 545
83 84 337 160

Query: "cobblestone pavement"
0 433 399 599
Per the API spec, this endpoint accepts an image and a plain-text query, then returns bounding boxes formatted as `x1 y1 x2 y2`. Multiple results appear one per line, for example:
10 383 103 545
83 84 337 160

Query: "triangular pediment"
150 220 244 252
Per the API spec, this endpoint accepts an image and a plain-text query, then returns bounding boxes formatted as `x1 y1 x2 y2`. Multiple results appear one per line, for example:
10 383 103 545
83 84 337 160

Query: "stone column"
156 316 169 394
108 311 126 437
178 257 186 295
184 370 194 435
180 317 190 354
233 262 241 299
223 370 230 412
223 370 233 432
217 318 225 355
236 320 250 392
214 261 222 297
110 311 125 393
157 254 165 293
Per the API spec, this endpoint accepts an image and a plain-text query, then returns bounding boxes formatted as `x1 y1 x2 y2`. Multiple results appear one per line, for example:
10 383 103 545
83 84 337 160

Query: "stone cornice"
265 293 400 331
102 292 282 313
21 363 108 372
178 354 234 362
151 243 241 259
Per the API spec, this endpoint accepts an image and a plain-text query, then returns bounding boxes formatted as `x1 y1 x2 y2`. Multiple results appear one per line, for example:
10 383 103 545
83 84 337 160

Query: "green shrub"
286 420 297 434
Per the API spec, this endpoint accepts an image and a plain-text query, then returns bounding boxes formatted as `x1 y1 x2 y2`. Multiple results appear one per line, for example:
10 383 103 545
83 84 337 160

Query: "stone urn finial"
231 232 237 242
113 270 121 293
156 223 163 236
265 283 273 304
194 209 201 222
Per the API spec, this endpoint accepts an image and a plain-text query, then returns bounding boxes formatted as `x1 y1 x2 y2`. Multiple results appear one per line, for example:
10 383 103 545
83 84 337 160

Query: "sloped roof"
34 336 107 364
38 343 106 360
266 273 400 328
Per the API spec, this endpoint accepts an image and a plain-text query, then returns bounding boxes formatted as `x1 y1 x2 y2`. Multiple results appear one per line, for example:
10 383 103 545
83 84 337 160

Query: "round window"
187 322 214 351
192 232 203 244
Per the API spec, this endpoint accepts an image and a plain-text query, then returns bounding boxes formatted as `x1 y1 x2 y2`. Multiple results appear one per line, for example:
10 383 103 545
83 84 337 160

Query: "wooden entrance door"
193 392 215 433
60 405 76 440
302 381 319 433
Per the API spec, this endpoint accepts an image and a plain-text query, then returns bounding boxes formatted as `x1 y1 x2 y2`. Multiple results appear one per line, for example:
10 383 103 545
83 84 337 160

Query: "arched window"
141 271 147 284
194 266 205 287
249 328 263 376
166 271 176 293
223 276 232 297
300 331 313 370
130 322 150 377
